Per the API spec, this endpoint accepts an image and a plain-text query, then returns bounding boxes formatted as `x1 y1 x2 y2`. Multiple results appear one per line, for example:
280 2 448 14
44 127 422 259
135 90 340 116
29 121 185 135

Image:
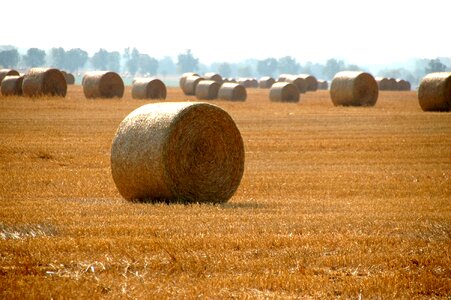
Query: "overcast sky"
2 0 450 65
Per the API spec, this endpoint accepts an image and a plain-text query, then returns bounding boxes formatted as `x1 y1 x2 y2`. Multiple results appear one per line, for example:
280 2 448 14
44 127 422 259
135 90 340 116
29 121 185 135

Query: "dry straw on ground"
132 78 167 100
258 76 275 88
418 72 451 112
1 75 24 96
269 82 300 102
218 82 247 101
330 71 378 106
111 102 245 203
22 68 67 97
179 72 199 89
203 72 223 84
0 69 19 84
298 74 318 91
182 75 204 95
83 71 124 99
195 80 220 100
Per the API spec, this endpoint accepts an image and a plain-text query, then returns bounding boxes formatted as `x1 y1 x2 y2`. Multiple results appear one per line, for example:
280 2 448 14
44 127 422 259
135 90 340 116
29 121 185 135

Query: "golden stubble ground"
0 86 450 298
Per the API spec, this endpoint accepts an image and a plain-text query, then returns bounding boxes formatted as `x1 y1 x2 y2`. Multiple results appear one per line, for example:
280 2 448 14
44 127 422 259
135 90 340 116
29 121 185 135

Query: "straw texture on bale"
1 75 24 96
111 102 245 203
218 83 247 101
298 74 318 91
22 68 67 97
203 72 223 83
418 72 451 112
195 80 220 100
258 76 275 88
83 71 124 99
269 82 300 102
330 71 378 106
132 78 167 100
0 69 19 84
61 71 75 84
179 72 199 89
285 75 308 93
182 75 204 95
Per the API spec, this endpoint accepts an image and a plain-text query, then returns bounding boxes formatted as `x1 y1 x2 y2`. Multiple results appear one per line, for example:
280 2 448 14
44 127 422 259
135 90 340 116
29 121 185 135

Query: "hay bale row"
110 102 245 203
203 72 223 84
0 69 20 84
179 72 199 89
223 78 237 83
376 77 411 91
330 71 378 106
218 83 247 101
284 75 308 93
238 78 258 88
418 72 451 112
1 75 24 96
195 80 220 100
258 76 275 89
132 78 166 100
317 80 329 90
83 71 124 99
269 82 299 102
182 75 204 95
22 68 67 97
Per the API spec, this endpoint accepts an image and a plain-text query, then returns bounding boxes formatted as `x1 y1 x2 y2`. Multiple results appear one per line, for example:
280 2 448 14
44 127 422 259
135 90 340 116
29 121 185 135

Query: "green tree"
323 58 345 80
278 56 300 75
0 49 20 68
218 62 232 78
91 49 109 70
237 65 252 78
23 48 46 68
126 48 140 75
257 58 278 76
158 56 176 75
108 51 121 72
49 47 66 69
64 48 88 72
140 54 158 75
177 49 199 73
425 58 447 74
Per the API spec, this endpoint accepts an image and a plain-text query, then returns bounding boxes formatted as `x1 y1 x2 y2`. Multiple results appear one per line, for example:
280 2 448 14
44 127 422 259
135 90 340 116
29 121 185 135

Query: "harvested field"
0 86 450 298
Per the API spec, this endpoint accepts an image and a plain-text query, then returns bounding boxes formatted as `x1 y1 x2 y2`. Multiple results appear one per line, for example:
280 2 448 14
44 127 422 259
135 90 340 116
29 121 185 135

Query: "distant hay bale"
269 82 300 102
110 102 245 203
317 80 329 90
1 75 24 96
22 68 67 97
277 74 292 82
132 78 167 100
224 78 237 83
330 71 378 106
182 75 204 95
195 80 220 100
285 75 308 93
298 74 318 91
0 69 19 84
258 76 275 88
418 72 451 112
83 71 124 99
203 72 223 84
179 72 199 89
396 79 411 91
377 77 397 91
218 83 247 101
238 78 258 88
61 71 75 85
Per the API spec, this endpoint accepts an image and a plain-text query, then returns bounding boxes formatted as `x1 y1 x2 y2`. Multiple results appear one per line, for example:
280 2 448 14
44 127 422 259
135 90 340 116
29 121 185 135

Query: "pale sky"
2 0 450 65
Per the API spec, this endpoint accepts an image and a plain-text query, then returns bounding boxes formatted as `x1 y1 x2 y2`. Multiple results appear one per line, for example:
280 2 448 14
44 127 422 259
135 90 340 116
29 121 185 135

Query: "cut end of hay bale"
330 71 378 106
132 78 167 100
195 80 220 100
1 75 24 96
111 102 245 204
418 72 451 112
203 72 223 84
269 82 300 102
22 68 67 97
182 75 204 95
218 83 247 101
83 71 124 99
179 72 199 89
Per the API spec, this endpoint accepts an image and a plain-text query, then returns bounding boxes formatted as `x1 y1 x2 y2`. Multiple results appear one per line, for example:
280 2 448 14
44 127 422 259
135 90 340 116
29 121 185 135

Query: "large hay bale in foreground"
1 75 24 96
179 72 199 89
418 72 451 112
22 68 67 97
0 69 19 84
218 83 247 101
132 78 167 100
111 102 245 203
269 82 300 102
182 75 204 95
83 71 124 99
330 71 378 106
203 72 223 84
195 80 220 100
298 74 318 91
258 76 275 88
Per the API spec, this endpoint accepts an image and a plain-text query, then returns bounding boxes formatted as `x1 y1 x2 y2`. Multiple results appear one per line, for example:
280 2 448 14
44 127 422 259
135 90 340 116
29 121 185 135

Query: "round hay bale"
111 102 245 203
285 75 308 93
22 68 67 97
317 80 329 90
418 72 451 112
132 78 167 100
0 69 19 84
218 83 247 101
225 78 237 83
298 74 318 91
179 72 199 89
278 74 292 82
396 79 411 91
203 72 223 84
182 75 204 95
258 76 275 88
195 80 220 100
269 82 300 102
330 71 378 106
61 71 75 85
237 78 251 88
83 71 124 99
1 75 24 96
